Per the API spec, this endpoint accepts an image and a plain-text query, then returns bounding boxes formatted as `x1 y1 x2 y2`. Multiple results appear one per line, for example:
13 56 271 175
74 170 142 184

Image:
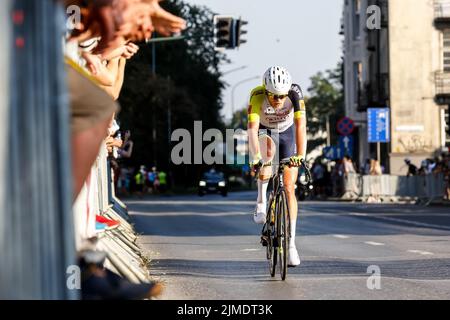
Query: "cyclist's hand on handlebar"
289 155 304 167
250 153 263 171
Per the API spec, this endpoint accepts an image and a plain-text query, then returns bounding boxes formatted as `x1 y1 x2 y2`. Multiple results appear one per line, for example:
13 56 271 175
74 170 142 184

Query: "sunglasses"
265 91 288 100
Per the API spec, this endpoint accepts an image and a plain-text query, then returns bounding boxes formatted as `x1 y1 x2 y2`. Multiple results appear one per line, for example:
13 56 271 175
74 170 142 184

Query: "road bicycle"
258 158 312 280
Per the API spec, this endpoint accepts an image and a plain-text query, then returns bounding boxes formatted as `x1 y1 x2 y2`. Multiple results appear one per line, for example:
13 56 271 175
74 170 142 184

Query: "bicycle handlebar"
253 158 312 185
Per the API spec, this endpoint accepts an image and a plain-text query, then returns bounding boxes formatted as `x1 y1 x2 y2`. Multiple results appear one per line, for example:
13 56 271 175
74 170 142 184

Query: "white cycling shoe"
253 203 266 224
288 246 301 267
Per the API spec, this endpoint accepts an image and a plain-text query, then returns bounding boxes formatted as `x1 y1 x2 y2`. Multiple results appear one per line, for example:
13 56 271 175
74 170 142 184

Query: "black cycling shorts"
259 124 297 162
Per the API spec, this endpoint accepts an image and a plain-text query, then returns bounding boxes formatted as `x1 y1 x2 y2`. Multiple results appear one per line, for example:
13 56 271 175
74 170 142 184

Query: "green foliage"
229 108 248 130
305 62 345 151
118 0 228 186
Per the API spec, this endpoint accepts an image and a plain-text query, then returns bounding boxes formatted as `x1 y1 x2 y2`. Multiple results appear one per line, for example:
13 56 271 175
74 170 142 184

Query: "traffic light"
213 16 248 50
213 15 234 49
234 19 248 47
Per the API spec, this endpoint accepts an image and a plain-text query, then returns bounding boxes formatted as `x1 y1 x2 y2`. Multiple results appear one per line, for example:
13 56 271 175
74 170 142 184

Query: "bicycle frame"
270 163 287 195
264 160 290 236
261 159 311 233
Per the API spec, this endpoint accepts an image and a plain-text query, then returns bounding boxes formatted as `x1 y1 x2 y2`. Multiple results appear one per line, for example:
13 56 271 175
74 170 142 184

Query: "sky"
185 0 344 121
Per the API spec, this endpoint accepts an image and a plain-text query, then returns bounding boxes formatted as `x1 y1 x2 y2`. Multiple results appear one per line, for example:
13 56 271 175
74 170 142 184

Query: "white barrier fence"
342 173 446 204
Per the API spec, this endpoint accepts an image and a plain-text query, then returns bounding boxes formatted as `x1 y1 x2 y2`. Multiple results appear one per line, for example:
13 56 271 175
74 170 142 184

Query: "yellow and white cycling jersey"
247 84 306 133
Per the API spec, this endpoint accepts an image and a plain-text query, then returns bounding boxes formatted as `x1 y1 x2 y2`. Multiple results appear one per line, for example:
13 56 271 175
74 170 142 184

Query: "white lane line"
241 249 260 252
126 200 255 205
348 212 450 231
350 213 369 217
407 250 434 256
129 211 251 217
364 241 385 246
333 235 350 239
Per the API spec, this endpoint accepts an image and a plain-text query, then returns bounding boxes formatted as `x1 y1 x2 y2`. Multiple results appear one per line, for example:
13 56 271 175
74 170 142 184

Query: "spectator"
405 158 418 177
158 170 167 193
369 159 382 176
427 158 436 174
118 130 134 160
331 160 344 197
118 166 130 195
432 156 444 174
443 153 450 200
418 160 429 176
361 158 371 175
147 167 157 194
134 166 146 196
343 155 356 177
153 174 160 194
312 160 326 198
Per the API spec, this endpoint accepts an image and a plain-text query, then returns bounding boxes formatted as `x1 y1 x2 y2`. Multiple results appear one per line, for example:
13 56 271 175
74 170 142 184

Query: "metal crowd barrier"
72 143 150 284
1 0 76 299
341 173 446 205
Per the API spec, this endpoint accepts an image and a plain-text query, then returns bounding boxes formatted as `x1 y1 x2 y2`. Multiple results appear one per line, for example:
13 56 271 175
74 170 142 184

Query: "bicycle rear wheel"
278 189 290 280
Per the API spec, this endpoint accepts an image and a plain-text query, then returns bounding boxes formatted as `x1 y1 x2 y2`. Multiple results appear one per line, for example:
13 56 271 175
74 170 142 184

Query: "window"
353 62 362 104
353 0 361 40
444 30 450 72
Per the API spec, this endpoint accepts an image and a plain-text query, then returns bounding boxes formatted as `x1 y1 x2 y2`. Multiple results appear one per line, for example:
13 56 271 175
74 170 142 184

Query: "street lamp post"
231 75 260 118
222 65 248 75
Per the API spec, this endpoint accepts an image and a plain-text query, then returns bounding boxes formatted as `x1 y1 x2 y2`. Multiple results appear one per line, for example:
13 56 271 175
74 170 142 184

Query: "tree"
118 0 229 188
229 108 248 130
305 62 345 152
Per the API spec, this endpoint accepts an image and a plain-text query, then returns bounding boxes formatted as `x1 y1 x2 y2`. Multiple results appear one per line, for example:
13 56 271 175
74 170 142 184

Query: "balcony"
434 1 450 29
435 72 450 105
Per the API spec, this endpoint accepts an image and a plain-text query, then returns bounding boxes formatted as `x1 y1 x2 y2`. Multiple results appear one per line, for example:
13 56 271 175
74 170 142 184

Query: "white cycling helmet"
263 66 292 95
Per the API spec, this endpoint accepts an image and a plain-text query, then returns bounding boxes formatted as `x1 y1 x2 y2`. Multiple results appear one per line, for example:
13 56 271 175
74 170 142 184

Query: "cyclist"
247 66 307 267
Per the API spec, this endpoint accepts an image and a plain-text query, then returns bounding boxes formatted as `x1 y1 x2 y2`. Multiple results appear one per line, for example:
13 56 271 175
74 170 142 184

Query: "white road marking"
241 249 261 252
127 200 255 206
350 213 369 217
348 212 450 231
333 235 350 239
130 211 251 217
364 241 385 246
407 250 434 256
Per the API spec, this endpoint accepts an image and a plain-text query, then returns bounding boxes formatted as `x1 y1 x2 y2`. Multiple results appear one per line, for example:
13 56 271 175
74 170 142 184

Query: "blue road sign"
338 135 354 157
323 146 343 160
368 108 390 143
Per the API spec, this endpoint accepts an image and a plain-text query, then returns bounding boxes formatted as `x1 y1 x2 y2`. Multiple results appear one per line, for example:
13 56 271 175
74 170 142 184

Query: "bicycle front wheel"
278 189 290 280
267 196 277 277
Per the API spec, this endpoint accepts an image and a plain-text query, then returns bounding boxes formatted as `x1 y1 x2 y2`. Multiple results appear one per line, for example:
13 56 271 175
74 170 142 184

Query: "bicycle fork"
260 196 276 246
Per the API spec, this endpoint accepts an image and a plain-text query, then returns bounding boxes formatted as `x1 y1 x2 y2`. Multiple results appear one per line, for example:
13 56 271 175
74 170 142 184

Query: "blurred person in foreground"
62 0 186 300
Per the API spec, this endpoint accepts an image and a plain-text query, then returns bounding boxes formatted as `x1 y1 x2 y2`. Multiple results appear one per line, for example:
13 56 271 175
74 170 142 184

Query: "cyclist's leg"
254 129 275 223
284 166 299 228
258 130 274 198
284 167 301 266
279 125 301 266
279 125 299 224
255 165 272 223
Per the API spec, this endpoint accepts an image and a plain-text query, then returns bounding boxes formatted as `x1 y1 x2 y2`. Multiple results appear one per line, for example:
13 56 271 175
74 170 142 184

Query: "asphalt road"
126 191 450 300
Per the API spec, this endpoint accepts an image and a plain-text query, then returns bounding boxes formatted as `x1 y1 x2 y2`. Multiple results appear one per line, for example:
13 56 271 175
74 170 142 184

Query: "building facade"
342 0 450 174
